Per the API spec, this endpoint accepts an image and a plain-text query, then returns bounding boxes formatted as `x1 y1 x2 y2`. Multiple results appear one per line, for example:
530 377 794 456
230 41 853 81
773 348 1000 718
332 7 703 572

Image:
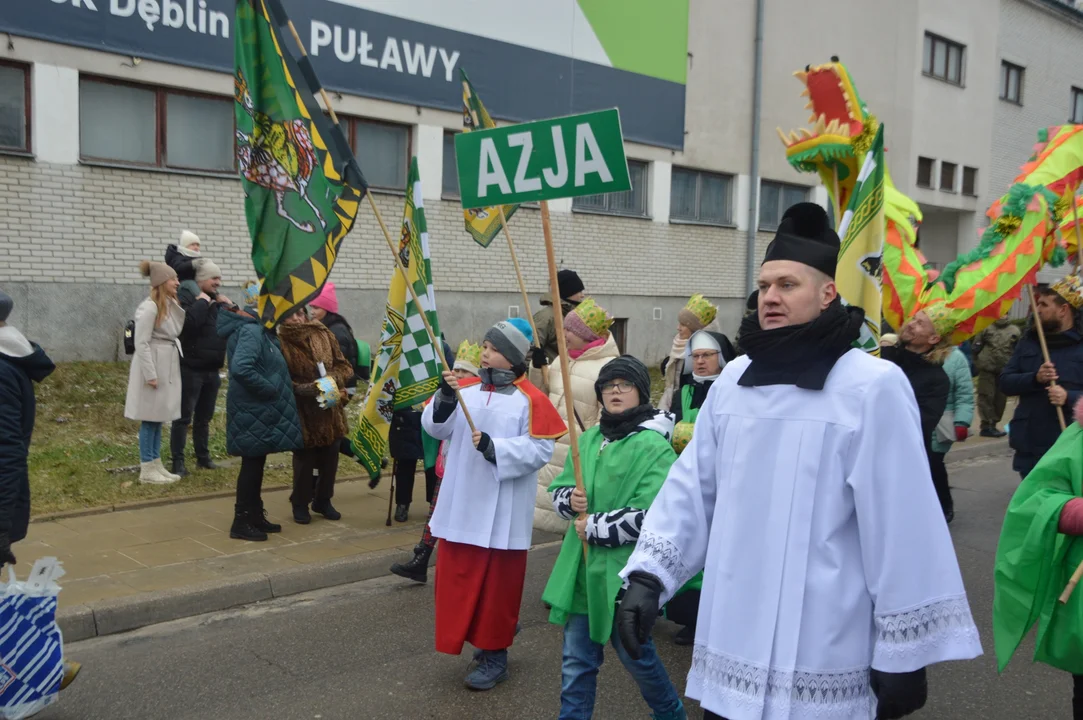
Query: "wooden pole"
1072 183 1082 270
496 206 548 385
386 460 397 527
1028 287 1067 431
282 19 475 431
832 167 841 231
541 201 587 558
1059 560 1083 603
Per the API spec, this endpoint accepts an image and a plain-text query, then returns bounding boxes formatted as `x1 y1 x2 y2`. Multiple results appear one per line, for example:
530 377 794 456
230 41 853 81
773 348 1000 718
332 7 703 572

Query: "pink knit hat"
309 282 339 314
564 310 602 343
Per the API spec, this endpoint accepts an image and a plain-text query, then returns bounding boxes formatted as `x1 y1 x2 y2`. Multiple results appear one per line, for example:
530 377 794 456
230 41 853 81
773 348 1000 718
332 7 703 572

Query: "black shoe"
293 504 311 525
196 458 221 470
390 545 433 583
230 511 268 542
394 504 409 523
980 428 1006 438
171 458 189 478
312 500 341 521
251 506 282 534
674 626 696 646
944 510 955 524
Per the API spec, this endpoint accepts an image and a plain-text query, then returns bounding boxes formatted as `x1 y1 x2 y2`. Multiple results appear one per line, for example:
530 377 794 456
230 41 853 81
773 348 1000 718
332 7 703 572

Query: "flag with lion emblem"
460 69 519 247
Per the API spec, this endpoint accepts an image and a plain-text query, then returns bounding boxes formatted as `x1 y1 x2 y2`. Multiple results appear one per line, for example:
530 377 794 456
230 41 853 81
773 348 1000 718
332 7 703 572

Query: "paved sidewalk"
18 477 427 610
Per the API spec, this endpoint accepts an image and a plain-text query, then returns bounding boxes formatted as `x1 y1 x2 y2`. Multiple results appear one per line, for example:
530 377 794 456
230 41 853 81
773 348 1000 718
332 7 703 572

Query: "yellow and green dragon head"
777 58 879 216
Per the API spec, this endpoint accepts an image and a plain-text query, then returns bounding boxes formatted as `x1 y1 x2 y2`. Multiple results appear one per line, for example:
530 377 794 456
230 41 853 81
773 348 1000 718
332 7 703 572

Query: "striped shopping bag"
0 559 65 720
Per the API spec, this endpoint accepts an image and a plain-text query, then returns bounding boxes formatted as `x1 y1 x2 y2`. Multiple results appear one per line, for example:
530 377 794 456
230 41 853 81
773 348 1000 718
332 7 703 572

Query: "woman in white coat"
534 298 619 532
124 260 185 485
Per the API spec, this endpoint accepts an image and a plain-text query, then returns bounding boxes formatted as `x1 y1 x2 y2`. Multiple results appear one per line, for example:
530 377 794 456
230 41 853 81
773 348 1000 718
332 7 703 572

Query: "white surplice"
423 385 554 551
622 349 982 720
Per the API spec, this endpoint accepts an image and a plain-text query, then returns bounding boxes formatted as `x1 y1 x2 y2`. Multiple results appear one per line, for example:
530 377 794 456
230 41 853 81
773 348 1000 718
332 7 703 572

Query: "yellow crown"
923 302 956 340
684 294 717 327
1053 275 1083 309
672 421 695 454
572 297 614 337
456 339 482 368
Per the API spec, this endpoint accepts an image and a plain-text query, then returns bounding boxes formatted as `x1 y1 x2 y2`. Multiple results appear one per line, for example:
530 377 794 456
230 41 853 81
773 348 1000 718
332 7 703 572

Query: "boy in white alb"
423 318 566 690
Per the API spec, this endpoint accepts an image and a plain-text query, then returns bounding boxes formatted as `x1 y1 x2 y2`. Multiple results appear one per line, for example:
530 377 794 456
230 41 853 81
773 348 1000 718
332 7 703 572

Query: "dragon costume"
778 58 1069 344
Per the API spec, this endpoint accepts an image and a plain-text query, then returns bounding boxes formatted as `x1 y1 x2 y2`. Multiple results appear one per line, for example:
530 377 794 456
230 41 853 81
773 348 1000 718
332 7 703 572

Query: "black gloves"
871 667 927 719
531 350 549 370
438 374 457 397
616 571 663 660
475 431 493 455
0 533 15 568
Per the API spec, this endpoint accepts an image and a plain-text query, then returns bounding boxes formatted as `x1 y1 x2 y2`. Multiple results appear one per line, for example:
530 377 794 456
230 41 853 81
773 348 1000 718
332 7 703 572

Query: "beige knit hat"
195 259 222 283
140 260 178 288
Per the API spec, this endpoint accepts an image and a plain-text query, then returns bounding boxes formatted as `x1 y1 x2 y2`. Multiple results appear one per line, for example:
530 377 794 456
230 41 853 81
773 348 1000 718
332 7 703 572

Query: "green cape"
542 425 677 644
994 423 1083 673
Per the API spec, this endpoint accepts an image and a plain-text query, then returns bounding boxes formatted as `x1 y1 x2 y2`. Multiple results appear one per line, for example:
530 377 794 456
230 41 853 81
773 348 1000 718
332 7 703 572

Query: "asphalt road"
38 450 1073 720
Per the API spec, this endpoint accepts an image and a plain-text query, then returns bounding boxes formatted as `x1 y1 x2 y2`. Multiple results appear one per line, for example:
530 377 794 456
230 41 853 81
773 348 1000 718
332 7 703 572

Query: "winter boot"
390 545 433 583
171 455 189 478
464 649 509 691
674 625 696 646
293 504 311 525
312 499 341 521
196 458 221 470
152 458 181 482
139 462 175 485
230 507 268 542
252 503 282 534
650 699 687 720
394 503 410 523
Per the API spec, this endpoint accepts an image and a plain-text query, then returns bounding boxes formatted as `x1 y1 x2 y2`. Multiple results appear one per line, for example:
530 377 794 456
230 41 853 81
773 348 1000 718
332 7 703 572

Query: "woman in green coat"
542 356 686 720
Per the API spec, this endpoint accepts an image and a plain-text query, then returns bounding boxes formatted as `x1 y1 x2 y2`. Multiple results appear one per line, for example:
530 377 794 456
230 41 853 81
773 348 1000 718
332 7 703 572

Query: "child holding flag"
542 355 686 720
422 319 565 690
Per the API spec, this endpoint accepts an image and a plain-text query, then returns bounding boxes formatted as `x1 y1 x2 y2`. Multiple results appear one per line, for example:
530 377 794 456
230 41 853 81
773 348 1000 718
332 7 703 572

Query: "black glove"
616 571 663 660
475 432 493 455
0 534 15 568
870 667 927 719
531 350 549 370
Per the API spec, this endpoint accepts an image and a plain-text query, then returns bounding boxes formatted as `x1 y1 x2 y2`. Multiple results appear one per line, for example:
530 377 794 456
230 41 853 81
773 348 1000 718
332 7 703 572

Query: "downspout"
745 0 766 295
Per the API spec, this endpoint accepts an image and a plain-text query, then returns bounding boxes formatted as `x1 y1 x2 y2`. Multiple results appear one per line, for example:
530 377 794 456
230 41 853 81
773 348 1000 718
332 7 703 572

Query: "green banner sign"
454 108 630 208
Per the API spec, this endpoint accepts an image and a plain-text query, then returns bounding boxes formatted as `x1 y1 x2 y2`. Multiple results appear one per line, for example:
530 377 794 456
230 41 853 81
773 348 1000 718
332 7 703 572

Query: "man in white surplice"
616 203 982 720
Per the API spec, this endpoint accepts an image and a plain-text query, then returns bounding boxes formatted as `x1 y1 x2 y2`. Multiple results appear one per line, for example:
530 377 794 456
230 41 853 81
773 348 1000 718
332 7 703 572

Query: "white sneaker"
139 461 175 485
152 458 181 482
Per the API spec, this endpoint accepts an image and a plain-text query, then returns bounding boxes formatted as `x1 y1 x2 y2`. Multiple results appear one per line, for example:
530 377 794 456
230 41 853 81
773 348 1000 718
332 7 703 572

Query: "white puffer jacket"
533 333 620 532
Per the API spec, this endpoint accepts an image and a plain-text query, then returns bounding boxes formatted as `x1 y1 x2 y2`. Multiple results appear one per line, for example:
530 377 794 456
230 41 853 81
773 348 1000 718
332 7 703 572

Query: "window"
0 62 30 153
345 117 409 191
1000 61 1024 104
917 157 935 188
442 131 459 198
940 161 957 192
758 181 807 230
1072 87 1083 124
962 166 978 196
670 168 733 225
79 77 234 172
922 33 965 86
573 160 649 216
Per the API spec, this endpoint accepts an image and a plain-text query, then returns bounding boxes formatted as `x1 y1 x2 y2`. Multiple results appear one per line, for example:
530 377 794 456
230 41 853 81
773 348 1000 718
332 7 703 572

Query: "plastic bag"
0 559 65 720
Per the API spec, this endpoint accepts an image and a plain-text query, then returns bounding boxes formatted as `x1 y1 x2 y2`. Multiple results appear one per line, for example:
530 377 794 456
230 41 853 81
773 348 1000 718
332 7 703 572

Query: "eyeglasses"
600 381 636 394
690 351 719 361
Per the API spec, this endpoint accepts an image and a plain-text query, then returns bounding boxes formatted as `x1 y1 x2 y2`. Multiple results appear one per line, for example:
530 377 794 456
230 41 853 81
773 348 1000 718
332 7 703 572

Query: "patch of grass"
29 362 370 516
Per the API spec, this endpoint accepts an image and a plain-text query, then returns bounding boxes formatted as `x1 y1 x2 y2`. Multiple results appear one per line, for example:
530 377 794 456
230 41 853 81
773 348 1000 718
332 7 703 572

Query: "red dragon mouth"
778 62 866 150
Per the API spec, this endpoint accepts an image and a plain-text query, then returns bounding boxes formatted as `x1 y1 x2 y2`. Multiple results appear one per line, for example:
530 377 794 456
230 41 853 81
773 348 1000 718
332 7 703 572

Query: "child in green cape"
541 355 686 720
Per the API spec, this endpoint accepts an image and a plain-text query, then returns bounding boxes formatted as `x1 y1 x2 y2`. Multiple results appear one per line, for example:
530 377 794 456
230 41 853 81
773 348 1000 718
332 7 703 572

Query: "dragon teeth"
776 127 791 146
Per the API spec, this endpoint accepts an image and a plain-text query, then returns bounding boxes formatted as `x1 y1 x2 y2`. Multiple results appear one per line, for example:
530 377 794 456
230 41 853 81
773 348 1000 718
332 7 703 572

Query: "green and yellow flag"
234 0 367 328
836 124 886 352
351 158 443 479
460 69 518 247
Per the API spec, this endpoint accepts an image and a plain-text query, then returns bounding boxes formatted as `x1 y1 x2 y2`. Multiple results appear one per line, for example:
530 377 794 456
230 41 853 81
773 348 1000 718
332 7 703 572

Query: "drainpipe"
745 0 766 295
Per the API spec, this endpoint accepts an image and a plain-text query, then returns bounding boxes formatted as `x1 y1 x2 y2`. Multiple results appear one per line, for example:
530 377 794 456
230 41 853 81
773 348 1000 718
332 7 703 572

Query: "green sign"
454 108 630 208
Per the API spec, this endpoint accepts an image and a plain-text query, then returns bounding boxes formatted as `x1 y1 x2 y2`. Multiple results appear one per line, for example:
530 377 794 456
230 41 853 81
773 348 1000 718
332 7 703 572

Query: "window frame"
336 114 412 193
669 166 735 227
940 161 958 193
1000 61 1024 105
79 75 236 175
1072 87 1083 125
572 159 650 218
757 179 808 232
962 166 978 197
916 157 935 189
922 32 966 87
0 60 31 156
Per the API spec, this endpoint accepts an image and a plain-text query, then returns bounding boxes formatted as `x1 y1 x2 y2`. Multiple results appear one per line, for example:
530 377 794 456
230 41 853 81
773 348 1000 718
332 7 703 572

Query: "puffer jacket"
930 346 975 454
164 244 198 283
278 321 352 449
533 332 620 532
219 310 303 457
178 280 227 371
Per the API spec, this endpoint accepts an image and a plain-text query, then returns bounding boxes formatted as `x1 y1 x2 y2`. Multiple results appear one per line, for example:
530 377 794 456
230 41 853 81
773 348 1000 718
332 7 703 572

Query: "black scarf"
737 299 864 390
599 403 656 442
1031 325 1083 350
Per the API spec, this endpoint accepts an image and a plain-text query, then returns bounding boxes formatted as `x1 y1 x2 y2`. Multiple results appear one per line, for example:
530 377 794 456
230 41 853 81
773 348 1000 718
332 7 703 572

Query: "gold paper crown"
671 421 695 454
456 339 482 368
572 297 614 337
923 302 956 340
684 294 717 327
1053 275 1083 309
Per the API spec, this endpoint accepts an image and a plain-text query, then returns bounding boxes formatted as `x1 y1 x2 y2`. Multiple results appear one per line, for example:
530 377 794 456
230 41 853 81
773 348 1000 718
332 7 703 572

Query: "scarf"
1033 326 1083 350
479 367 517 388
569 337 606 359
737 299 864 390
599 403 657 442
693 371 720 384
659 334 689 411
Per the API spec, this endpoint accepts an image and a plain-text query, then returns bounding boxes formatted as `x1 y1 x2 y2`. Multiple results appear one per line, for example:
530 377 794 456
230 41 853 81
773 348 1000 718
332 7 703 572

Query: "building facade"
0 0 1080 361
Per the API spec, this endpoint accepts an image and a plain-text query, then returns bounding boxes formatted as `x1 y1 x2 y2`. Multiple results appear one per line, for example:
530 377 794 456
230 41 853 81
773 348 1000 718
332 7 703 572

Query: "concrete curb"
946 438 1011 463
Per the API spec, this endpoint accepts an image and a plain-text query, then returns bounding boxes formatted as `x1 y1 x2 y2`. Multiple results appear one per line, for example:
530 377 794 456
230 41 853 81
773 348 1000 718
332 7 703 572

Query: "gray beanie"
0 290 12 323
484 319 532 367
195 258 222 284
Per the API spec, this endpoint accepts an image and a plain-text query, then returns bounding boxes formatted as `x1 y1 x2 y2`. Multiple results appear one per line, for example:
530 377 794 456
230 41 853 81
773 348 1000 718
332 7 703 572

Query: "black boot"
196 457 220 470
171 455 189 478
293 504 311 525
169 423 188 477
230 506 268 542
394 503 410 523
252 503 281 534
312 499 341 521
390 545 433 583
